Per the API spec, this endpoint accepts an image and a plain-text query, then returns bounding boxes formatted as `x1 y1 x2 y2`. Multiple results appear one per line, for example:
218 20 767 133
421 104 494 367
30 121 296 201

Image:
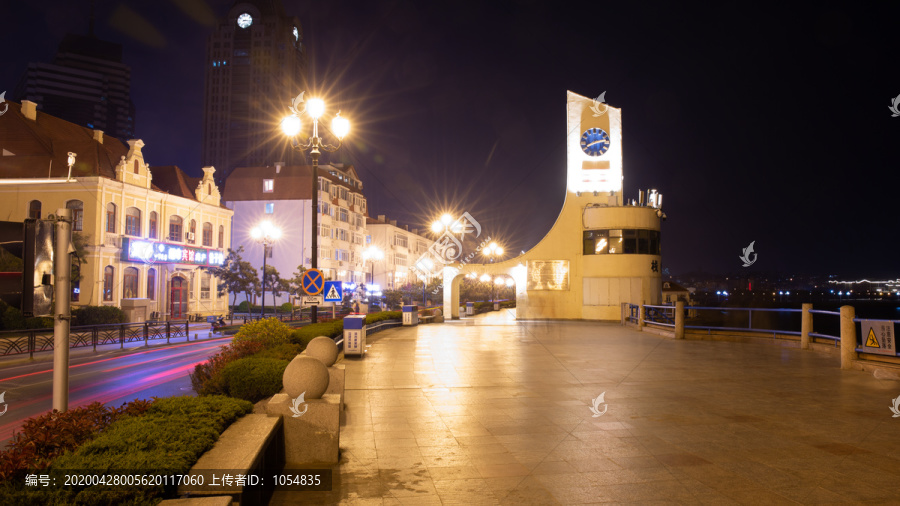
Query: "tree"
288 264 308 298
70 232 89 283
381 289 403 310
261 265 290 298
203 247 258 308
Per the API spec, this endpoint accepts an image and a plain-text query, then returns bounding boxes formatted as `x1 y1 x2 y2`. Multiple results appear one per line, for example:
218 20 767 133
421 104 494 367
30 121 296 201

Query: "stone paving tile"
271 311 900 504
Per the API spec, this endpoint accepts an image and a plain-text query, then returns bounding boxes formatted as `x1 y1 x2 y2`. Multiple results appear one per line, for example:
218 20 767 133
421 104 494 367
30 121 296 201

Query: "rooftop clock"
580 127 611 157
237 13 253 29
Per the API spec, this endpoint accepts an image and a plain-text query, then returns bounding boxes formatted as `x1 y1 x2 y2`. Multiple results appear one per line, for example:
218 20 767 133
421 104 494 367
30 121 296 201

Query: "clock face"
237 13 253 29
580 128 611 157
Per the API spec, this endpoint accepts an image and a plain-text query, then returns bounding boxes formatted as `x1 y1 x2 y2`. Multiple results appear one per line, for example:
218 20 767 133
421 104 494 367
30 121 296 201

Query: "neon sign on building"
121 238 226 267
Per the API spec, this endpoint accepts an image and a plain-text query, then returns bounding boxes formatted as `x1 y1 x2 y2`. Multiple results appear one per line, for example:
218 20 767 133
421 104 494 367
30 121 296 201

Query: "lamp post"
282 93 350 323
251 220 281 320
363 245 383 310
483 242 504 305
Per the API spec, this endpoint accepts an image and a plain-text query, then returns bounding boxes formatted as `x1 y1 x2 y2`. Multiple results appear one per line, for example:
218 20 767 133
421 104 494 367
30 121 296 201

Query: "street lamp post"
251 220 281 320
282 93 350 324
363 245 383 311
483 242 504 305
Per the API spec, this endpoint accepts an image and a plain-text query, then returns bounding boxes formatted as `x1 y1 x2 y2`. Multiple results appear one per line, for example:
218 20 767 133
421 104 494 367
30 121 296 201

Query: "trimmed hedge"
252 342 303 361
190 339 267 396
223 357 290 402
71 306 127 326
2 396 253 505
232 317 291 347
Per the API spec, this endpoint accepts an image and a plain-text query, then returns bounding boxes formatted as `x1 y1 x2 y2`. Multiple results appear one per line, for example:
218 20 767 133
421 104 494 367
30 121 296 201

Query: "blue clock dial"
580 128 611 157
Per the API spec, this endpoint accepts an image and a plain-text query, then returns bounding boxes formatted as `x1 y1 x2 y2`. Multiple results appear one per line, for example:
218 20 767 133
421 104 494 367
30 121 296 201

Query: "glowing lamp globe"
281 115 301 136
332 113 350 139
306 98 325 119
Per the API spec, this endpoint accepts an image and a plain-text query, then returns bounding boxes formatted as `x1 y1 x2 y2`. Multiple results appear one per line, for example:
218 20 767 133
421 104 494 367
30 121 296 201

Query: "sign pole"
52 209 72 412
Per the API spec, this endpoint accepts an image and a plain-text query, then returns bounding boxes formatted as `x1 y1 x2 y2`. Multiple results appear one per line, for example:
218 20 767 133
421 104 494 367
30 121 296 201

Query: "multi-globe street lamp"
281 93 350 323
250 220 281 320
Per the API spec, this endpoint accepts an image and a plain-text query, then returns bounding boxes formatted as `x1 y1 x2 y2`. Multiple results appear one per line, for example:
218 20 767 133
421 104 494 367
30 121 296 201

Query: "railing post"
29 332 35 359
93 327 97 352
800 303 812 350
840 305 857 369
638 304 646 330
186 321 190 341
675 301 685 339
748 309 752 331
120 324 125 349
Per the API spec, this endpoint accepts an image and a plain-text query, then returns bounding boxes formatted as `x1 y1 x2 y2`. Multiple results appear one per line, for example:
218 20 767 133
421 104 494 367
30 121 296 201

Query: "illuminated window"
149 211 158 239
201 273 211 299
202 222 213 246
106 203 116 233
66 200 83 231
103 266 114 301
582 230 660 256
218 225 224 248
265 202 274 214
123 267 138 299
263 179 274 192
125 208 141 237
169 216 183 242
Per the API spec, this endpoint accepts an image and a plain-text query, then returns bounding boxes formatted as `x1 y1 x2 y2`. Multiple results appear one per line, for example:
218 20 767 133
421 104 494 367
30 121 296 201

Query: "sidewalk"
272 310 900 504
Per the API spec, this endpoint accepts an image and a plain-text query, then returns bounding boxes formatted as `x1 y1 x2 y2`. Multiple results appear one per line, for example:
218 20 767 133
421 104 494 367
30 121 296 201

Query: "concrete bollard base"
267 393 340 465
325 364 345 410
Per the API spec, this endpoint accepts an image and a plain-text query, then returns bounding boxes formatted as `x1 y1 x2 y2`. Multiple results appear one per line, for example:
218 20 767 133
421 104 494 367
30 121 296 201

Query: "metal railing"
644 305 675 326
0 320 198 358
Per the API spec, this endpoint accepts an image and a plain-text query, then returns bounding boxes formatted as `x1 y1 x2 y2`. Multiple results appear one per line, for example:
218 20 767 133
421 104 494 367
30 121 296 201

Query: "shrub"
71 306 127 326
237 300 251 312
232 317 291 347
190 338 267 396
289 321 342 346
365 311 402 324
253 342 303 361
223 357 290 402
1 305 25 331
0 399 152 483
279 302 294 313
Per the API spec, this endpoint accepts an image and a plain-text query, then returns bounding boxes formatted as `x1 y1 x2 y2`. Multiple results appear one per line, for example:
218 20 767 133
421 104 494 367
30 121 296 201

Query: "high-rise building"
14 33 136 142
202 1 307 183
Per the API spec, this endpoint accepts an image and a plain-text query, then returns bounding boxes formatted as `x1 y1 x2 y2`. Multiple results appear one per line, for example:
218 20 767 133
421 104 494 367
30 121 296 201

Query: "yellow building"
441 91 664 320
0 101 232 321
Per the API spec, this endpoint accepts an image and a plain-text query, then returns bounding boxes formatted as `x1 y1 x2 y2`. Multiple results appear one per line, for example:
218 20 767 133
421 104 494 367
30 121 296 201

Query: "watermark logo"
289 91 305 115
889 94 900 117
289 391 308 418
0 391 7 417
0 91 7 117
589 91 608 117
739 241 757 267
890 395 900 418
589 392 607 417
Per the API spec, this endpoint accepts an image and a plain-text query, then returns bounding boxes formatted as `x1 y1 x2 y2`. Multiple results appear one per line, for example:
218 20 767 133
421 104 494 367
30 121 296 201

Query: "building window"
123 267 138 299
265 202 274 214
66 200 83 231
106 203 116 233
263 179 274 192
149 211 158 239
188 219 197 244
317 201 330 215
103 266 114 301
147 268 156 300
202 222 213 246
169 216 183 242
201 273 211 299
218 225 224 248
395 253 407 267
394 234 408 248
338 208 348 223
582 230 660 255
125 208 141 236
319 223 331 238
28 200 41 219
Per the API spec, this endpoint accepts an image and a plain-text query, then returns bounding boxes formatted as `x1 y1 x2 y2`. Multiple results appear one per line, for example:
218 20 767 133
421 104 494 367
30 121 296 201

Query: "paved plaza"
273 310 900 504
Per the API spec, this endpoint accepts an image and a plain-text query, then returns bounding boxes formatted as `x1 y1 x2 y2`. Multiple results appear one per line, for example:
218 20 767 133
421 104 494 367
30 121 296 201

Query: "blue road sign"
301 269 324 295
324 281 343 302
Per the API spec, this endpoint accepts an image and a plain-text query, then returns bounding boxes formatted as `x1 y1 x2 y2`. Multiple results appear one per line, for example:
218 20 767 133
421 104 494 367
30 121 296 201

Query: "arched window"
207 183 212 194
202 222 213 246
125 207 141 236
149 211 158 239
66 200 83 231
133 159 139 174
28 200 41 219
147 268 156 300
103 266 114 301
188 219 197 244
123 267 138 299
169 215 183 242
106 203 116 233
218 225 224 248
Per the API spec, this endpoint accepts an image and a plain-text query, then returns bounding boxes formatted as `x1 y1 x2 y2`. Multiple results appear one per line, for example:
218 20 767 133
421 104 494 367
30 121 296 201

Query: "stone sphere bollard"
433 308 443 317
282 355 329 399
306 336 339 367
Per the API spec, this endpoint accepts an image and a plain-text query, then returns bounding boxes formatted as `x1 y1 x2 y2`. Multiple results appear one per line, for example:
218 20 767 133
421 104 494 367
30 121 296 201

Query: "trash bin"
402 305 418 326
343 315 367 356
493 302 499 311
466 302 474 316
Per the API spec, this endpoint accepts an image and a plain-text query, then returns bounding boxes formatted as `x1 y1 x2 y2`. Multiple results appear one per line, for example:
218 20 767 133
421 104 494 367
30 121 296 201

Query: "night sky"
4 1 899 278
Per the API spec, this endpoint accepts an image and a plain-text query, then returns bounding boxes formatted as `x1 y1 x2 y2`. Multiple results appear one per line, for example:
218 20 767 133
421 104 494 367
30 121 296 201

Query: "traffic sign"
301 269 324 295
861 320 896 356
301 295 324 306
324 281 342 302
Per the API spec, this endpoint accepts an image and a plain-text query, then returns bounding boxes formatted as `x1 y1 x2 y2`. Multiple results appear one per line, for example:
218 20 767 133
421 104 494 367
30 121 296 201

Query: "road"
0 333 233 447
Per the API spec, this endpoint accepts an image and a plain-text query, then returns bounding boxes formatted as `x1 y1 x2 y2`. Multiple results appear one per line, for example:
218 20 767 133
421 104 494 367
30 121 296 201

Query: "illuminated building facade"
0 101 232 322
442 91 664 320
365 216 432 291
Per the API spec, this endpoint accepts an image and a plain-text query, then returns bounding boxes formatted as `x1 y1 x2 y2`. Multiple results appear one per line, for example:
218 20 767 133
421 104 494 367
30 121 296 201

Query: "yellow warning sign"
866 328 880 348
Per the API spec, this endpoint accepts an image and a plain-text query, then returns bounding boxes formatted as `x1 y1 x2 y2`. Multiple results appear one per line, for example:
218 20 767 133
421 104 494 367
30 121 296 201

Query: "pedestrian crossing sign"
324 281 343 302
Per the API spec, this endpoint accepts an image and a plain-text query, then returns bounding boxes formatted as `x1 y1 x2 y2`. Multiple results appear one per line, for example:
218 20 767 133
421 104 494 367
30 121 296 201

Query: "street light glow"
480 274 491 282
281 115 301 136
431 221 444 233
332 112 350 139
441 214 452 225
306 98 325 119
